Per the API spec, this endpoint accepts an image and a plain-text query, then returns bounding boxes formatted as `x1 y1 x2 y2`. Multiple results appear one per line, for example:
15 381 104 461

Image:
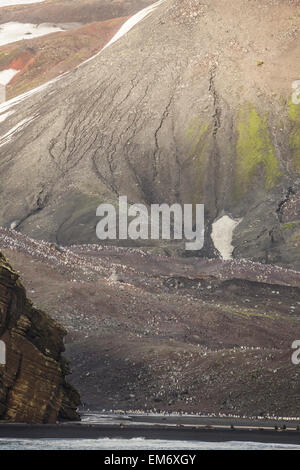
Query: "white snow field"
0 22 67 46
0 69 19 86
0 0 45 6
211 215 242 261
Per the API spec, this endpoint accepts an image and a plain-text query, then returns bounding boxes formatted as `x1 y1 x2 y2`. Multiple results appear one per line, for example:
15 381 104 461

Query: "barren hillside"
1 227 300 416
0 0 299 269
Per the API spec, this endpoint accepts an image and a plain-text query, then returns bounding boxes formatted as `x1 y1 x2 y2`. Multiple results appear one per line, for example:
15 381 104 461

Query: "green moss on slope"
235 105 281 198
282 221 300 230
289 101 300 171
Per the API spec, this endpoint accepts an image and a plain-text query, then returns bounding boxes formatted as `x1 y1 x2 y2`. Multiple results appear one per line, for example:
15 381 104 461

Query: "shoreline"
1 414 300 445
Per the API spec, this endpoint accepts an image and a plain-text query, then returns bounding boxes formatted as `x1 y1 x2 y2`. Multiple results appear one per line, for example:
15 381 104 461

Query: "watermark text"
96 196 205 251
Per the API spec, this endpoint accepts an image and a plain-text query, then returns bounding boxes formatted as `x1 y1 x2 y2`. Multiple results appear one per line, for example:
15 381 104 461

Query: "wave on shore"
1 438 300 450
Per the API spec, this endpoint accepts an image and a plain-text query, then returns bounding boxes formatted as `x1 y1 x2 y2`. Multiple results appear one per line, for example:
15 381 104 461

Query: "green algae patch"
234 105 281 198
289 101 300 171
220 304 296 323
184 117 211 201
292 233 300 243
282 221 300 230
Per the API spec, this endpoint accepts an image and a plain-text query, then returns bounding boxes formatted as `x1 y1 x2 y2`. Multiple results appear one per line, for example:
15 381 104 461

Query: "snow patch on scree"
211 215 242 261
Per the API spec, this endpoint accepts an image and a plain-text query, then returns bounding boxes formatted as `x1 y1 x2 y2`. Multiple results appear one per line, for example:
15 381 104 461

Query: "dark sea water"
0 438 300 450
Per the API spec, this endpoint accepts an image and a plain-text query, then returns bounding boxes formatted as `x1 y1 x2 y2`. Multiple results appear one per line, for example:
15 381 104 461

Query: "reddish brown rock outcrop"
0 251 80 423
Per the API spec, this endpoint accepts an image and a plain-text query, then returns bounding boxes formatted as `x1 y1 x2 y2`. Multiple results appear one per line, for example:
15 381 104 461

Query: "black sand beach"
1 415 300 446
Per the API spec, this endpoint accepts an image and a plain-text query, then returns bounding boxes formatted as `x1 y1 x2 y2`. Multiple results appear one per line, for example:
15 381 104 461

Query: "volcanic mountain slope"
0 246 80 423
1 227 300 417
0 0 300 269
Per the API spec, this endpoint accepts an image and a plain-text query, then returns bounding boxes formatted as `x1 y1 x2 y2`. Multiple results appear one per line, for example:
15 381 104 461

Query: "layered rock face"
0 0 300 268
0 251 80 423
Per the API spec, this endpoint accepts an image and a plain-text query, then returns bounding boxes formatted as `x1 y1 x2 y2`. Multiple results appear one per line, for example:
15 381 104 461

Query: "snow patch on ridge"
0 0 45 6
0 73 65 126
103 0 165 51
0 116 35 147
0 111 12 123
81 0 165 66
211 215 242 261
0 69 19 86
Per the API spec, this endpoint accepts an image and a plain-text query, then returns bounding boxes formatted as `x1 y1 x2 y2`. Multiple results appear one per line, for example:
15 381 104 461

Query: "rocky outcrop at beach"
0 250 80 423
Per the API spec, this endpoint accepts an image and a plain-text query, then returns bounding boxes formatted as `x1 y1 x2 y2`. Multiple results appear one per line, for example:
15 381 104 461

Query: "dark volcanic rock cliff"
0 0 300 269
0 251 80 423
